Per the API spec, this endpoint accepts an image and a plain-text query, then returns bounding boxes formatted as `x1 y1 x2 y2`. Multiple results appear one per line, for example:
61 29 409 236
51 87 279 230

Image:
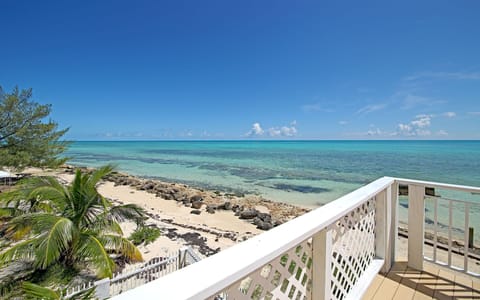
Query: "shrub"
129 226 161 246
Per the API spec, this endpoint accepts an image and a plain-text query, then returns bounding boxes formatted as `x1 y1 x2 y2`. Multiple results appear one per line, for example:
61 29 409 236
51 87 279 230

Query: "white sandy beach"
97 182 262 260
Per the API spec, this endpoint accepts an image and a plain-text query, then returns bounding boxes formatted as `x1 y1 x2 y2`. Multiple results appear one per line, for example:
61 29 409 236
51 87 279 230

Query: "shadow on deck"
363 261 480 299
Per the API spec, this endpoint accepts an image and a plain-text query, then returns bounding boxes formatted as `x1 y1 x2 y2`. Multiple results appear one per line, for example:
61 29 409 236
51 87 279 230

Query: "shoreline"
17 166 480 273
55 165 310 260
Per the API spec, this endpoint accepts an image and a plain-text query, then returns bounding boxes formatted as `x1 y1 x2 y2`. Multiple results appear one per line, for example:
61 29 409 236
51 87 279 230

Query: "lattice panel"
328 198 376 300
209 240 313 300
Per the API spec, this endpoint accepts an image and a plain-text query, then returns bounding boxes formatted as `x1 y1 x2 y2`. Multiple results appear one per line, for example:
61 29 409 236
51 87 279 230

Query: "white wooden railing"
110 177 480 300
64 247 201 299
396 178 480 276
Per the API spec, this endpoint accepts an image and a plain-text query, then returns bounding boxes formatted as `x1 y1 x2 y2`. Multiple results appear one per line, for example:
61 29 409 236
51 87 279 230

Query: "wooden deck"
363 262 480 299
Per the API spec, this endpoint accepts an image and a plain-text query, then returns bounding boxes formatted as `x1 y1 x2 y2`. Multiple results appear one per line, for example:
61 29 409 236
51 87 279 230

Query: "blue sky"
1 0 479 140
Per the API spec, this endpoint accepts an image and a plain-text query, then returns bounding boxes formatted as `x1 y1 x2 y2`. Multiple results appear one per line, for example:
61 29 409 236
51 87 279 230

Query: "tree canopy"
0 86 69 170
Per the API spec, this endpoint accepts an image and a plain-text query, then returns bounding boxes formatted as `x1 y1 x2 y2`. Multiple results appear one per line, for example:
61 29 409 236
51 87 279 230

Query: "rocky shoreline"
63 166 310 232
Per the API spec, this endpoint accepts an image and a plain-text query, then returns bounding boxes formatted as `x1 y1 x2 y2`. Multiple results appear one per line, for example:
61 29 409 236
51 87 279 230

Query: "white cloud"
338 121 348 126
367 128 383 136
245 122 264 137
468 112 480 116
404 71 480 81
442 112 456 118
411 114 432 128
397 123 412 133
356 103 387 115
397 115 433 136
269 126 297 137
245 121 298 138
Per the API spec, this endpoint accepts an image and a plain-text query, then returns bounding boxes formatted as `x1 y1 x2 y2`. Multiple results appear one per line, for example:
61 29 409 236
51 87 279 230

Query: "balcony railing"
111 177 480 300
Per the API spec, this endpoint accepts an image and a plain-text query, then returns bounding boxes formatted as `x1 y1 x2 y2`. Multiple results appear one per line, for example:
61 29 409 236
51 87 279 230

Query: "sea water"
66 140 480 239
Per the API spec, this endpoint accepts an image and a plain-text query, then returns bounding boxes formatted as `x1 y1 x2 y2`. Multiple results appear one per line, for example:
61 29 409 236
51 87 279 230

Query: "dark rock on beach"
257 221 273 231
257 213 272 223
191 201 203 209
140 182 155 190
173 192 185 201
217 201 232 210
206 205 216 214
239 209 258 220
190 195 203 202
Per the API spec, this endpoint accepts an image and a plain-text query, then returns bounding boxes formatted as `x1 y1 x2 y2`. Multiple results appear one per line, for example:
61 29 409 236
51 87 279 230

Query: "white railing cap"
395 178 480 194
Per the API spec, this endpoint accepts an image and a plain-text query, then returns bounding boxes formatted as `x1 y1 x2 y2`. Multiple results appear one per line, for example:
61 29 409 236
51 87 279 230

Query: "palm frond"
10 225 32 241
27 185 67 211
87 164 115 187
103 219 124 235
21 282 60 300
84 212 123 235
81 203 105 229
35 217 75 269
7 212 59 236
71 190 107 229
76 233 115 278
69 169 84 211
0 176 67 212
0 238 37 265
0 188 26 207
100 234 143 262
0 207 22 219
108 203 146 223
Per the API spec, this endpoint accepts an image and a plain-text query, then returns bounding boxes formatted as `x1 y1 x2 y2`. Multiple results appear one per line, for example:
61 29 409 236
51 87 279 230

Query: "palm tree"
0 165 145 284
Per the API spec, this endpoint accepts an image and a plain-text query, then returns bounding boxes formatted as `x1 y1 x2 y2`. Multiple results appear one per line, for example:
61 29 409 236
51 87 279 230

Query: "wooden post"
408 184 425 271
469 227 474 248
94 278 111 300
312 228 332 300
375 185 395 273
390 182 398 264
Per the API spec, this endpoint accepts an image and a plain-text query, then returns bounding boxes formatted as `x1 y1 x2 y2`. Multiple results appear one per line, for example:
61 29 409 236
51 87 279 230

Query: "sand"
97 182 261 260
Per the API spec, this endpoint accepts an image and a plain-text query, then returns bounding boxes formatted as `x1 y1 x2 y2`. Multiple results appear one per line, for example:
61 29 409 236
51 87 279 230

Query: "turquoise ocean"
66 140 480 206
66 140 480 240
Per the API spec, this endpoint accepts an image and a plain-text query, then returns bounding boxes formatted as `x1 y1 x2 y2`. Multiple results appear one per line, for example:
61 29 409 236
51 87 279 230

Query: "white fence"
64 246 201 299
110 177 480 300
396 178 480 276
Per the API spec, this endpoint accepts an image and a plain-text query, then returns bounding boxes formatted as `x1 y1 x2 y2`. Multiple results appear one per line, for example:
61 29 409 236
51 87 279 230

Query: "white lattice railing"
111 177 480 300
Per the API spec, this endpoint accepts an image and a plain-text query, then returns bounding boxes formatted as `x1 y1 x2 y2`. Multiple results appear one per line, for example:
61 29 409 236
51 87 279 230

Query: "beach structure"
110 177 480 299
0 170 12 185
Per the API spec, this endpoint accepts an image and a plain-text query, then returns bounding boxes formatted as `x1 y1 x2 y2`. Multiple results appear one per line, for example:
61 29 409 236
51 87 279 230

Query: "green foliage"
0 165 146 296
0 86 69 170
21 282 61 300
129 226 161 246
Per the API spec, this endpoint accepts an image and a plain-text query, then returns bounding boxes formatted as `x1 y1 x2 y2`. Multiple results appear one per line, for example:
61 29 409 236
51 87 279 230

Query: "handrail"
112 176 395 300
395 178 480 194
